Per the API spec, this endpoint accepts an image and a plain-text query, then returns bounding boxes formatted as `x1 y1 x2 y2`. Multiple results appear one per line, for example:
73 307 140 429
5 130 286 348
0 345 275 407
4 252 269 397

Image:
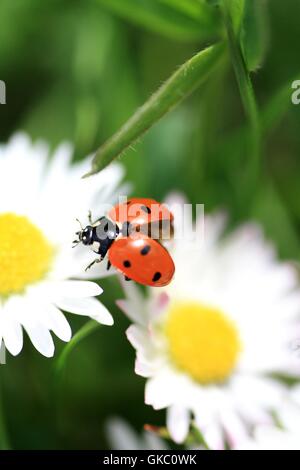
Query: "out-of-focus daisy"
119 204 300 449
106 418 168 450
236 401 300 450
0 133 127 357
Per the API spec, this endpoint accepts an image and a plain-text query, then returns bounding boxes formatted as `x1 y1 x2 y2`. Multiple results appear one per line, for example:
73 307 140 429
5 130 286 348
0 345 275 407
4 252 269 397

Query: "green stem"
55 320 101 375
191 424 210 450
54 321 102 440
222 0 261 194
0 372 10 450
85 42 225 176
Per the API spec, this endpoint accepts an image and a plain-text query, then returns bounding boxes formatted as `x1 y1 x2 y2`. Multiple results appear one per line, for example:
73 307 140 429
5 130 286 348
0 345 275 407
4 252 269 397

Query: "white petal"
126 325 150 351
135 359 156 378
55 297 114 326
49 280 103 299
167 405 190 444
201 422 224 450
221 409 248 449
126 325 158 369
43 305 72 342
116 300 142 325
145 373 177 409
119 279 149 325
143 432 169 450
0 297 24 356
0 316 23 356
22 319 55 358
106 418 142 450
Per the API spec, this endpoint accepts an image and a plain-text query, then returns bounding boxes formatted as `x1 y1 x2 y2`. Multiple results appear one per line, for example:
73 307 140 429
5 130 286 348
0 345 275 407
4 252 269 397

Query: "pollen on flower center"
165 302 241 384
0 213 53 296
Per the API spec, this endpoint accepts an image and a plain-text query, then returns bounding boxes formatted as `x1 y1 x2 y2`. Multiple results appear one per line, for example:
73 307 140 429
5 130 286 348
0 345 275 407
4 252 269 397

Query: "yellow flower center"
0 213 53 296
165 302 241 384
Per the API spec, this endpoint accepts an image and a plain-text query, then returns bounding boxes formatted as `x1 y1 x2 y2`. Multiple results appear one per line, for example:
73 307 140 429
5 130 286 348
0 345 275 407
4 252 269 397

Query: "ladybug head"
73 218 94 247
78 225 93 246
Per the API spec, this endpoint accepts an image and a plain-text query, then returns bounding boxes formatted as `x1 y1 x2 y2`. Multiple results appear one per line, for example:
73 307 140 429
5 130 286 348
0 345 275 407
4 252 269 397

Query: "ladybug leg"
107 260 111 271
85 257 102 272
124 275 131 281
88 210 93 224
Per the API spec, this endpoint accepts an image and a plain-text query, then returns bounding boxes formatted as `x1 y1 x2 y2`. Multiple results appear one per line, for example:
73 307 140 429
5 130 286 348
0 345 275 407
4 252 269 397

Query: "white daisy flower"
118 203 300 449
0 133 127 357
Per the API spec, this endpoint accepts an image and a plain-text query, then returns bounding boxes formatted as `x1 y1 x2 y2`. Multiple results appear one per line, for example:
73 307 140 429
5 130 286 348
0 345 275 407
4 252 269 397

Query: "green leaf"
55 320 101 375
97 0 221 42
158 0 217 21
86 42 224 176
240 0 269 71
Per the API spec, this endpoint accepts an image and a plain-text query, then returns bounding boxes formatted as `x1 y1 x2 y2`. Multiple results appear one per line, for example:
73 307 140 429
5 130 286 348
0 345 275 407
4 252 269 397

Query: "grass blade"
86 42 224 176
97 0 221 42
222 0 261 196
241 0 269 72
158 0 219 22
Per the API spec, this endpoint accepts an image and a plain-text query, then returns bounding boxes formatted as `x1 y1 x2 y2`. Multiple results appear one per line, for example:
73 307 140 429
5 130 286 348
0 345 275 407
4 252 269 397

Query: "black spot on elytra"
152 272 162 282
123 260 131 268
141 245 151 256
141 205 151 214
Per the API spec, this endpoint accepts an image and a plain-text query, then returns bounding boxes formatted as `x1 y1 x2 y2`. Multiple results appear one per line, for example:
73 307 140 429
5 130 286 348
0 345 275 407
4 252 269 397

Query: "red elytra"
109 234 175 287
108 198 174 228
108 198 175 287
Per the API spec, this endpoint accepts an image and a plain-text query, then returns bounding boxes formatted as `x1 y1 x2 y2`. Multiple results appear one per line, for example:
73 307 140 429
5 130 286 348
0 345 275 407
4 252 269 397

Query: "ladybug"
73 198 175 287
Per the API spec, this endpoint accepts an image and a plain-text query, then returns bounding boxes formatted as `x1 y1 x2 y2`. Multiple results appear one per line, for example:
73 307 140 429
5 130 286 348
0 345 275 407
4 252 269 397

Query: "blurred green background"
1 0 300 449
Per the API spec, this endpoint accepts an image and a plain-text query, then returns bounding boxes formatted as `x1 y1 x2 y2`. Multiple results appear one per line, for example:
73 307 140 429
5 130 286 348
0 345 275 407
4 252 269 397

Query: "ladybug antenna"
76 218 83 230
73 218 84 248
